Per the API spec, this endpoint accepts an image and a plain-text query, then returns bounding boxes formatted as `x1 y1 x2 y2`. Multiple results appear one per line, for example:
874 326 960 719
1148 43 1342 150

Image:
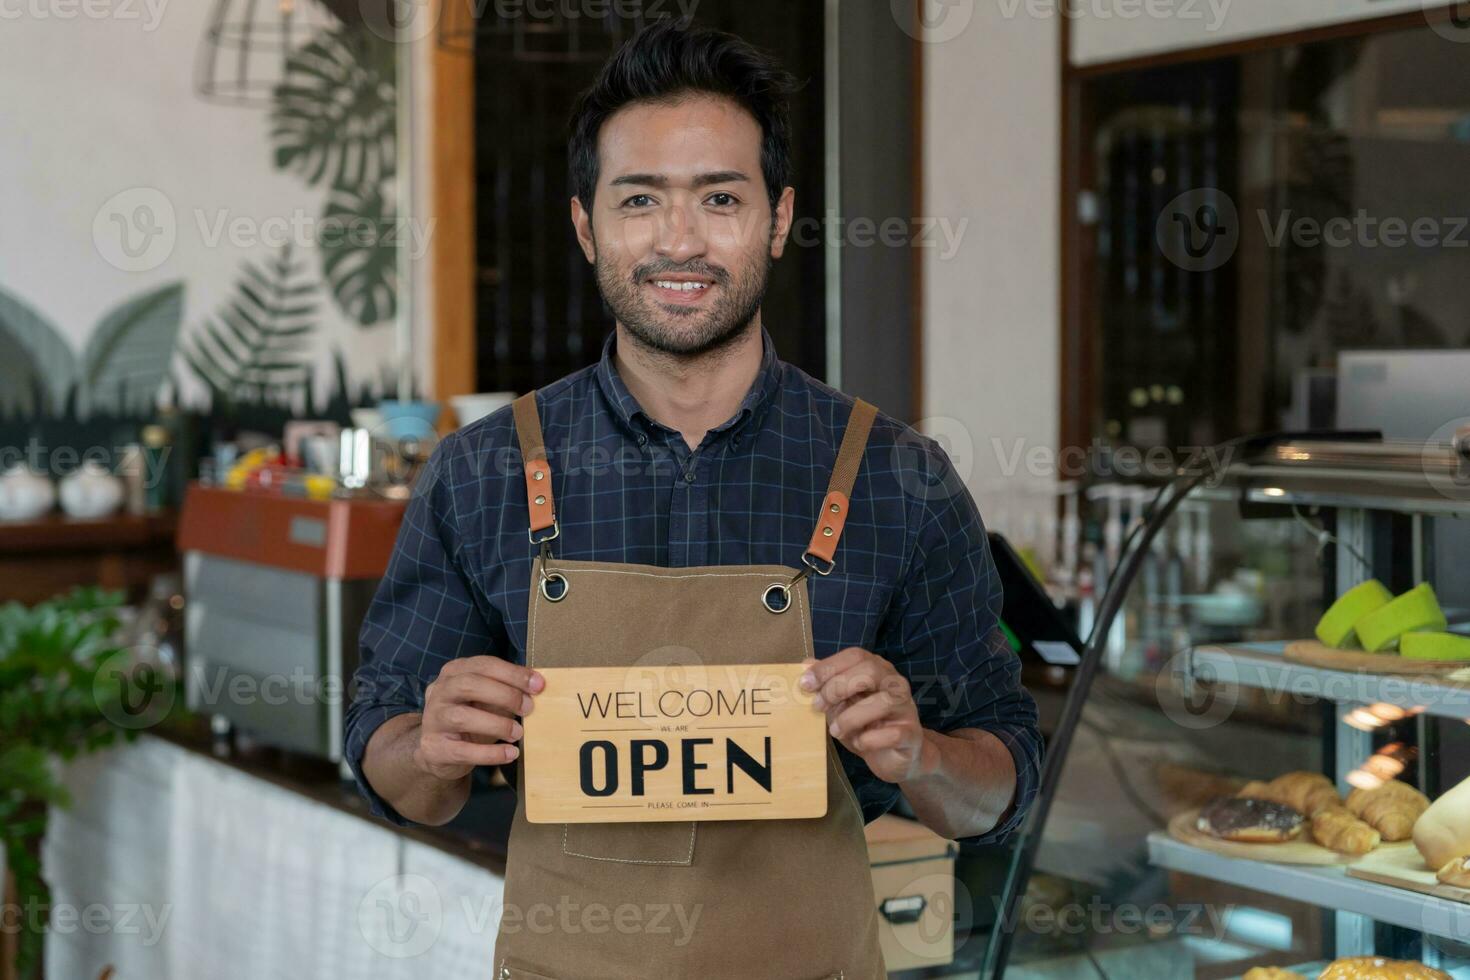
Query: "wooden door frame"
430 8 477 423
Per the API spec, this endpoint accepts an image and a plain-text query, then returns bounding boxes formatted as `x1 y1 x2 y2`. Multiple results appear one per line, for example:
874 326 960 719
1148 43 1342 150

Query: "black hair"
568 19 799 214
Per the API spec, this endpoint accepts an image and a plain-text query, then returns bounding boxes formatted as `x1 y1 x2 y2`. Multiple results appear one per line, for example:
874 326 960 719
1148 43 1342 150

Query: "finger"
798 647 868 693
851 722 909 754
441 656 545 694
828 691 905 741
427 735 519 767
435 704 522 742
814 659 892 711
437 672 534 716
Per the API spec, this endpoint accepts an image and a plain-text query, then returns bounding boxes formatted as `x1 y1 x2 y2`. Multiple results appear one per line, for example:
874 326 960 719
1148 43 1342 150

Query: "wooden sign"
522 663 828 823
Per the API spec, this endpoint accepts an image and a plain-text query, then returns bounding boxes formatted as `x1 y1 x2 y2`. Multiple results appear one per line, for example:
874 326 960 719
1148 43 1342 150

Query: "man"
347 19 1039 978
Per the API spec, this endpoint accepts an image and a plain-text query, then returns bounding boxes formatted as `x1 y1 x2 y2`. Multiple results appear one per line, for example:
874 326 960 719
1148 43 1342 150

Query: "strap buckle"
801 551 835 576
529 518 560 546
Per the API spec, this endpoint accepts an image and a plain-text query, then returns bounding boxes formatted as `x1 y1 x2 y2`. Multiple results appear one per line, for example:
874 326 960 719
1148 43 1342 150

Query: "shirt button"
637 434 648 446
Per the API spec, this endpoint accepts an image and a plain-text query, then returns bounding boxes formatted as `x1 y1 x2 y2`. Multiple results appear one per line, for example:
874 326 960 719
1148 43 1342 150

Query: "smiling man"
347 19 1040 979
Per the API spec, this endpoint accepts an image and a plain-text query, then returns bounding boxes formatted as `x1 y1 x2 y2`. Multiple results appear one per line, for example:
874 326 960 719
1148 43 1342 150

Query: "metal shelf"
1148 832 1470 943
1188 643 1470 721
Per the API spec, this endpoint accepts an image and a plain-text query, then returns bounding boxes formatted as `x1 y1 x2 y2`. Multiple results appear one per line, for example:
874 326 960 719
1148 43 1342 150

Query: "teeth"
653 280 709 292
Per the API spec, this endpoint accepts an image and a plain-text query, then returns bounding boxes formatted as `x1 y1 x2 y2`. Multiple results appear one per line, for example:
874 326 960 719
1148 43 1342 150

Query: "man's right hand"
412 656 546 782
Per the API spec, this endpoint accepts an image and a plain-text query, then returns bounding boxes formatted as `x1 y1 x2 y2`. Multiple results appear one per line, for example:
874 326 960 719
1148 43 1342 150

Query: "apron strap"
512 392 559 544
803 398 878 574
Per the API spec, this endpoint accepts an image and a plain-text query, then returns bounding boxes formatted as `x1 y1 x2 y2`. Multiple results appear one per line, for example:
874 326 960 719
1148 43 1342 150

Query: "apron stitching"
560 820 698 865
537 567 793 583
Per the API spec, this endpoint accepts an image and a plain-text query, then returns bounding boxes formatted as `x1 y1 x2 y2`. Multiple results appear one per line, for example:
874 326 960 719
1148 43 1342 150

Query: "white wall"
920 0 1062 532
0 6 409 413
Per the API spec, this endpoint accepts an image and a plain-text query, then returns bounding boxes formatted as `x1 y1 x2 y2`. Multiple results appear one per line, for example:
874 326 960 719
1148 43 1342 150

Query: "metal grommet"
541 572 570 602
822 526 834 537
534 494 546 505
762 583 791 614
829 502 841 513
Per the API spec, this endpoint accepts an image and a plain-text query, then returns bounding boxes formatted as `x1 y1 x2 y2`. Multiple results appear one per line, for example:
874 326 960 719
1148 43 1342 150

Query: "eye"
706 192 738 208
622 194 656 208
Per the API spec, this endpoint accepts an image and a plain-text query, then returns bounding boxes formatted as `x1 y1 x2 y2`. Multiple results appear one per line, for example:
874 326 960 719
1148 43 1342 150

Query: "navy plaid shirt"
347 327 1040 846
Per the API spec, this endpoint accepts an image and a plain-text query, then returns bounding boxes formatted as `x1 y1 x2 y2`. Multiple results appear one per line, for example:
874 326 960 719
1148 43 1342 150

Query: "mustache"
631 260 730 285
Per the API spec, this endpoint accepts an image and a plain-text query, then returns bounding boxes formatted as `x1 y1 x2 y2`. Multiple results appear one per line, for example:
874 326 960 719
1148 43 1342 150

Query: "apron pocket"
561 821 697 866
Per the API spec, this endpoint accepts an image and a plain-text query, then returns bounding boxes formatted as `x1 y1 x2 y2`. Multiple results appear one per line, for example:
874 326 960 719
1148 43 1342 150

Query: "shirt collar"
595 326 782 441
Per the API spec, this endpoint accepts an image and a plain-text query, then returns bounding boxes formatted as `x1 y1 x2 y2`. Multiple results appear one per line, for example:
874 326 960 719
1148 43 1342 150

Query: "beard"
593 243 773 359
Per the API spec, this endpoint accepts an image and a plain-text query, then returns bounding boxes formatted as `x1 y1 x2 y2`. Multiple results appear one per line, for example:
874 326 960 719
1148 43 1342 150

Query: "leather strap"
805 399 878 568
512 392 557 537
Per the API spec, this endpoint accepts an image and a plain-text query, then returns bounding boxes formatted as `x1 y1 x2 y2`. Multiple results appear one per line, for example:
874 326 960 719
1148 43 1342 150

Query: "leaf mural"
182 245 319 409
0 285 77 416
270 25 397 192
320 183 397 326
80 282 185 418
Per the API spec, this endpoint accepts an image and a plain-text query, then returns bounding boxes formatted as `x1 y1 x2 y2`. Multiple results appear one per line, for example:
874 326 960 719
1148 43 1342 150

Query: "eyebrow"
609 170 751 190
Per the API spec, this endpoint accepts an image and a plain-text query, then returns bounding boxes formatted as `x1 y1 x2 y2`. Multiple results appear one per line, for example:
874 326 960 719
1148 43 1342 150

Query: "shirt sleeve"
344 432 505 826
879 436 1043 848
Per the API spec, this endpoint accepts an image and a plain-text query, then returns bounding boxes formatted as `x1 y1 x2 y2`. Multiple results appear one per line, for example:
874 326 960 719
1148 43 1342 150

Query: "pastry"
1414 774 1470 869
1346 780 1429 841
1197 796 1304 843
1318 956 1449 979
1237 771 1341 817
1436 853 1470 888
1310 804 1382 855
1243 968 1307 980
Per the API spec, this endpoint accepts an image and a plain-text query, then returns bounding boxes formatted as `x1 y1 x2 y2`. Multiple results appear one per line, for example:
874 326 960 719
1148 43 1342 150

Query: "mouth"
644 275 717 306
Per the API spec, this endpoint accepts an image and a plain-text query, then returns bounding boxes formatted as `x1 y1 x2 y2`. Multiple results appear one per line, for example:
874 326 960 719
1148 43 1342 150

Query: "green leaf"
181 245 320 412
79 281 185 419
320 183 397 326
271 26 397 192
0 284 77 415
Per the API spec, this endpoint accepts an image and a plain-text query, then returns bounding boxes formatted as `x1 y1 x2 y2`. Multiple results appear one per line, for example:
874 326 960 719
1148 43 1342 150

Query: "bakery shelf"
1148 832 1470 943
1187 643 1470 721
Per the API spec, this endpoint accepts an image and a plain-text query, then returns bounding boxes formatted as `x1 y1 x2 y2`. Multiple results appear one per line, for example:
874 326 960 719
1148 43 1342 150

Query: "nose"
652 198 708 264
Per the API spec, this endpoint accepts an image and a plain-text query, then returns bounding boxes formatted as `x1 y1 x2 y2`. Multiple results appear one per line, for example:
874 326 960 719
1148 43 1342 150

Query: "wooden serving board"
1284 640 1469 674
1168 809 1355 865
1347 841 1470 905
521 663 827 824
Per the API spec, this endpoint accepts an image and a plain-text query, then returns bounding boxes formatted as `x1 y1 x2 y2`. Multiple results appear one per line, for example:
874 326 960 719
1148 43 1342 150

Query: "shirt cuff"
952 723 1042 848
344 703 422 827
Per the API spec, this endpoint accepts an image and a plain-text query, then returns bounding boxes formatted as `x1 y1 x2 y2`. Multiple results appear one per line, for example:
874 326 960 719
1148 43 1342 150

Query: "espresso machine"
177 485 407 762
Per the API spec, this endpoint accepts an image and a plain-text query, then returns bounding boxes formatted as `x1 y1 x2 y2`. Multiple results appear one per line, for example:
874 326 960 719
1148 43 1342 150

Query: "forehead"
596 93 763 183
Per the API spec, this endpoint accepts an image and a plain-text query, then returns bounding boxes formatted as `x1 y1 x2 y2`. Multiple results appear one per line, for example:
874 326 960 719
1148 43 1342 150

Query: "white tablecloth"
42 737 506 979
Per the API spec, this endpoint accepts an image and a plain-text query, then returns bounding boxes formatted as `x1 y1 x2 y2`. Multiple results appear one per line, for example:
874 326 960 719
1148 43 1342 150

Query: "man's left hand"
799 648 937 785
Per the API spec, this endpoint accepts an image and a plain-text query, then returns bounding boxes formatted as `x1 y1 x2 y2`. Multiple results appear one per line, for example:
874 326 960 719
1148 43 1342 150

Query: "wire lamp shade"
438 0 665 60
196 0 342 106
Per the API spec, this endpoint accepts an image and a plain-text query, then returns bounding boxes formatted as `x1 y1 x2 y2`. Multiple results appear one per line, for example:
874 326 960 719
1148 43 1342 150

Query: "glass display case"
993 435 1470 979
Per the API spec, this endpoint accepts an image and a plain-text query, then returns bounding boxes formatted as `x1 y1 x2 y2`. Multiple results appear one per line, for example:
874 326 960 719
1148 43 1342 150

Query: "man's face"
572 94 795 357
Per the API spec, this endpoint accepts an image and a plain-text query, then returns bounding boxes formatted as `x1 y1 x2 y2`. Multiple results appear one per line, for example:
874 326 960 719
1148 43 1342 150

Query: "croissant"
1318 956 1449 979
1437 854 1470 888
1346 781 1430 842
1238 771 1341 817
1311 804 1381 855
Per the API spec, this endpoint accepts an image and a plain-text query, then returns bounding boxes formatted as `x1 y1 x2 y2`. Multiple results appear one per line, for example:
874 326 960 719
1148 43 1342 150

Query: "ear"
769 185 796 260
571 196 597 263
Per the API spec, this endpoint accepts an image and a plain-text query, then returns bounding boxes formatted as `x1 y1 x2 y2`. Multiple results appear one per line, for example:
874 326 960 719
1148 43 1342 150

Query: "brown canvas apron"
493 392 887 980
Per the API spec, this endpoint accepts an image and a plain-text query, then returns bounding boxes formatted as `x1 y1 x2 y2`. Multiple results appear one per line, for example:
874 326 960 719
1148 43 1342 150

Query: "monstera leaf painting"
321 183 397 326
0 282 185 418
271 23 398 328
182 245 319 409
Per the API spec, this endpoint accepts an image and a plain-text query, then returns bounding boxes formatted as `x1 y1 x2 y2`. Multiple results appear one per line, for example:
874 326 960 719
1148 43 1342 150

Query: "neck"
613 320 764 451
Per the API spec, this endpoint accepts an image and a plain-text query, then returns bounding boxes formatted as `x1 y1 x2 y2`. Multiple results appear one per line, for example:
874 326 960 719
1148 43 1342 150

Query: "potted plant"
0 588 171 980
